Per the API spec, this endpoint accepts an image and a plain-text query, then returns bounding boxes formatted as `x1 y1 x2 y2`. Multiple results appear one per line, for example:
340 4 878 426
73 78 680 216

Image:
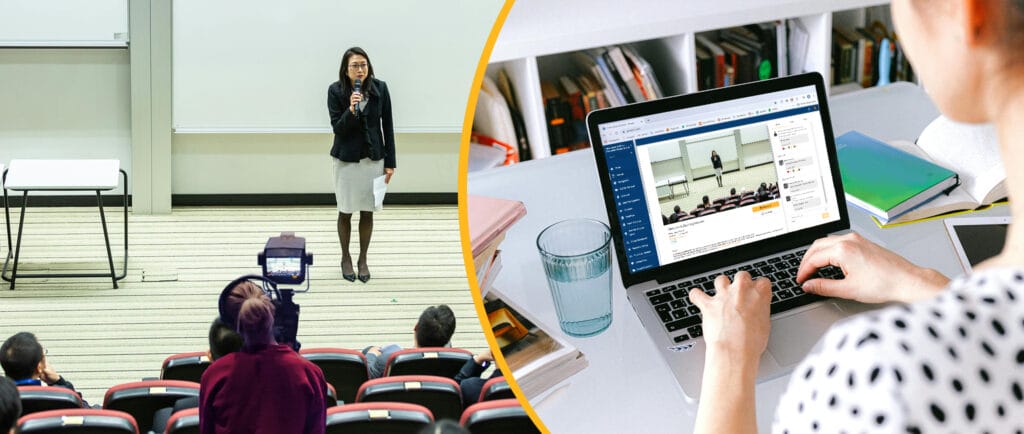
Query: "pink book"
467 195 527 258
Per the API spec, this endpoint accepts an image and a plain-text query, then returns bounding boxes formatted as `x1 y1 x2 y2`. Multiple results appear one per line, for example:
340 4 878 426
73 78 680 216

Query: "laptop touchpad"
767 303 845 367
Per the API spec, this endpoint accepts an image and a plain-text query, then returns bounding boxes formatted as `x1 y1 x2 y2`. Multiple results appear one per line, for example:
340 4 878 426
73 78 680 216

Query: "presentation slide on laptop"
599 85 841 273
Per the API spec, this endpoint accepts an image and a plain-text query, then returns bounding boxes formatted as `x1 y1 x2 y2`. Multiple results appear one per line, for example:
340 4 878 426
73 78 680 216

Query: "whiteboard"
0 0 128 46
647 141 682 162
685 133 738 169
172 0 504 133
739 124 769 144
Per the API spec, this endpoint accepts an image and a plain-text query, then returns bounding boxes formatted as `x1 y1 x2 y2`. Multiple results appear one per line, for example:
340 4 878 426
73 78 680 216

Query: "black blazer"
328 78 396 168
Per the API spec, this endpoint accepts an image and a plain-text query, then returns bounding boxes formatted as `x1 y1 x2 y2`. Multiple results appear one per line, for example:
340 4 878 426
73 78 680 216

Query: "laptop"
587 72 862 400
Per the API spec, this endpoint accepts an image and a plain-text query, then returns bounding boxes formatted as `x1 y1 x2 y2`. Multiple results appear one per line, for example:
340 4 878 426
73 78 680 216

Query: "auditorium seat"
719 204 737 212
160 351 211 383
460 399 540 434
678 215 696 222
17 409 139 434
164 407 199 434
356 375 463 422
300 347 369 404
697 209 716 217
325 402 433 434
326 383 339 408
383 347 473 378
478 377 514 402
738 198 756 206
16 386 84 415
102 380 200 433
712 197 727 205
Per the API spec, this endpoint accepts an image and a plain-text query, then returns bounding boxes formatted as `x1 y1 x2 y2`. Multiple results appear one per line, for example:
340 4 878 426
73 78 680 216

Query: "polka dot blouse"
773 269 1024 434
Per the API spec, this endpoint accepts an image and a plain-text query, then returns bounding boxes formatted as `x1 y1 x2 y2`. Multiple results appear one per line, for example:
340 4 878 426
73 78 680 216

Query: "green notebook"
837 131 959 222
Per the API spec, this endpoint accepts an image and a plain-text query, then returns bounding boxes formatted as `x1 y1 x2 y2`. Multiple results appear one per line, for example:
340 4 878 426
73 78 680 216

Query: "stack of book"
695 22 788 91
467 195 588 400
837 124 1005 227
831 21 915 89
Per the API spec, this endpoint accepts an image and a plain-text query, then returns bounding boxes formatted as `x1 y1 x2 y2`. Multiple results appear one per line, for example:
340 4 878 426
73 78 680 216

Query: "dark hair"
702 195 710 206
0 376 20 434
0 332 43 380
209 318 244 361
415 305 456 348
730 187 736 195
338 46 375 93
673 205 681 213
417 420 470 434
223 281 276 345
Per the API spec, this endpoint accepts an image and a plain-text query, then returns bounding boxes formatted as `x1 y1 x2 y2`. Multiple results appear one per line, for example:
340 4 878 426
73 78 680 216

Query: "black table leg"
97 190 117 289
10 192 28 290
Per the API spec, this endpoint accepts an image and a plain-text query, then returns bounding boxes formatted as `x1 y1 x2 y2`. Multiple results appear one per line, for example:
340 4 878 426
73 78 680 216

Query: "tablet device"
944 216 1010 272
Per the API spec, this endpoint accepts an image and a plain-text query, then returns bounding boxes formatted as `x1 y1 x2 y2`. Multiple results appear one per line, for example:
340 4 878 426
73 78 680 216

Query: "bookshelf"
476 0 906 166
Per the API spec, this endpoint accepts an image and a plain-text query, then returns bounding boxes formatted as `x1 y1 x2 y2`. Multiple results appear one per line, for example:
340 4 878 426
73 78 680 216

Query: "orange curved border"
457 1 553 433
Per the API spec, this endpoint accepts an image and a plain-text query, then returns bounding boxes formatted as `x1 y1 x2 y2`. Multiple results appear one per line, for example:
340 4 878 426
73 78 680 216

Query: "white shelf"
480 0 903 166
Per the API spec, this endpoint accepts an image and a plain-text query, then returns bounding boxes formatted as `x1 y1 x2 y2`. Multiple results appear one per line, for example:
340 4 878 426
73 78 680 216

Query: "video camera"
219 232 313 351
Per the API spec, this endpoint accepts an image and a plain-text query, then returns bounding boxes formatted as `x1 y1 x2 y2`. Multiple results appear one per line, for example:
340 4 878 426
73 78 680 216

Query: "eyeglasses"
348 63 368 71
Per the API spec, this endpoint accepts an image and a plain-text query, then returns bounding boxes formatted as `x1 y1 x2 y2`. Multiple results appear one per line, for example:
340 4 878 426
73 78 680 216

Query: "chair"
17 409 139 434
460 399 540 434
478 377 514 402
325 402 433 434
678 215 696 222
326 383 339 408
738 198 756 206
103 380 200 433
697 209 716 217
160 351 211 383
300 347 369 404
164 408 199 434
712 197 726 206
356 375 463 422
17 386 84 415
383 347 474 378
719 204 737 212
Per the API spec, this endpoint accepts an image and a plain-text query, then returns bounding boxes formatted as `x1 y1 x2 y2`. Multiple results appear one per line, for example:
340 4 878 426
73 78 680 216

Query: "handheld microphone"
353 78 362 115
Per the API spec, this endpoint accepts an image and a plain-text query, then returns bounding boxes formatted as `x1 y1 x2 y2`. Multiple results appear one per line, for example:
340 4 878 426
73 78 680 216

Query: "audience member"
453 349 502 406
200 280 327 434
0 376 19 434
670 205 687 222
418 420 470 434
153 318 243 434
363 304 457 378
0 332 82 399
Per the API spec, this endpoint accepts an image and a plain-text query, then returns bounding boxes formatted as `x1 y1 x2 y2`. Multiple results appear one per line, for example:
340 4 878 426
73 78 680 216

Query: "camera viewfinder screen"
266 257 302 278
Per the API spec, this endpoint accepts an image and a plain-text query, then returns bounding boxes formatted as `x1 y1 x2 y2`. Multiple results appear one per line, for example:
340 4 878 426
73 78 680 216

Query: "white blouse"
773 269 1024 434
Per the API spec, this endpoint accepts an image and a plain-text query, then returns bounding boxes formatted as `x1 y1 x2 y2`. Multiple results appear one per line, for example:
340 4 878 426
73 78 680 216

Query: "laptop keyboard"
646 249 845 343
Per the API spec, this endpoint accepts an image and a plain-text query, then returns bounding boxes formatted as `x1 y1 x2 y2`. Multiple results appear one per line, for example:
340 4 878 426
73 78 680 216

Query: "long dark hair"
338 46 375 94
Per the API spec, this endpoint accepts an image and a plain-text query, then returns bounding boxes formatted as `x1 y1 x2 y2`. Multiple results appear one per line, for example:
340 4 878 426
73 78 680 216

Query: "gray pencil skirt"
333 157 383 214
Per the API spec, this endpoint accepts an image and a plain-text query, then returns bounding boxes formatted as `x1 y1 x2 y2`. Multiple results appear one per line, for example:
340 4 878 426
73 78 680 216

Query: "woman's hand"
796 232 949 304
384 168 394 184
689 272 771 434
349 91 363 114
689 272 771 362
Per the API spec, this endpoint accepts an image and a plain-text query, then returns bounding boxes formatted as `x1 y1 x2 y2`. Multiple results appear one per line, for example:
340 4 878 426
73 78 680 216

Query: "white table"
467 83 997 433
3 159 128 289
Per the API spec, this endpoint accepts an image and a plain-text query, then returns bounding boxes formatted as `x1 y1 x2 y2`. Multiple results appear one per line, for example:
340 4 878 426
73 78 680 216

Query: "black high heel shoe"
341 259 356 282
357 261 370 283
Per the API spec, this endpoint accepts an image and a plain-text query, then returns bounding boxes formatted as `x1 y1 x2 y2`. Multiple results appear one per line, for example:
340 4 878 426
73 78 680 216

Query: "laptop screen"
589 74 846 282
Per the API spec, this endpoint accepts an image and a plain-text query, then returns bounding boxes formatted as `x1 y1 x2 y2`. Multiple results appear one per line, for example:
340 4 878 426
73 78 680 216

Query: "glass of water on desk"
537 219 613 337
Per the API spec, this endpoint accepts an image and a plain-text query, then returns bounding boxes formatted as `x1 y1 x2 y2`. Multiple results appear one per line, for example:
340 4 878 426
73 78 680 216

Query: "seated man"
670 206 687 223
363 305 456 378
454 349 502 406
0 376 20 434
1 332 80 394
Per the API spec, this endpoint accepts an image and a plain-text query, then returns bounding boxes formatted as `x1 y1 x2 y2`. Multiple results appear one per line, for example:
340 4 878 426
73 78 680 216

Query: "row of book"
543 45 667 155
470 71 532 171
695 22 790 90
831 21 916 88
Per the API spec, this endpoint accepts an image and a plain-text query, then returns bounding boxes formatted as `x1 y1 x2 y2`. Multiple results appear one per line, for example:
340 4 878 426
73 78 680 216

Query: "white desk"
468 83 1000 433
3 159 128 289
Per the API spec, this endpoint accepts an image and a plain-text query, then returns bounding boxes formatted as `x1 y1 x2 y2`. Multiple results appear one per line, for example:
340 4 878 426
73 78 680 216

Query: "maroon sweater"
200 344 327 434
